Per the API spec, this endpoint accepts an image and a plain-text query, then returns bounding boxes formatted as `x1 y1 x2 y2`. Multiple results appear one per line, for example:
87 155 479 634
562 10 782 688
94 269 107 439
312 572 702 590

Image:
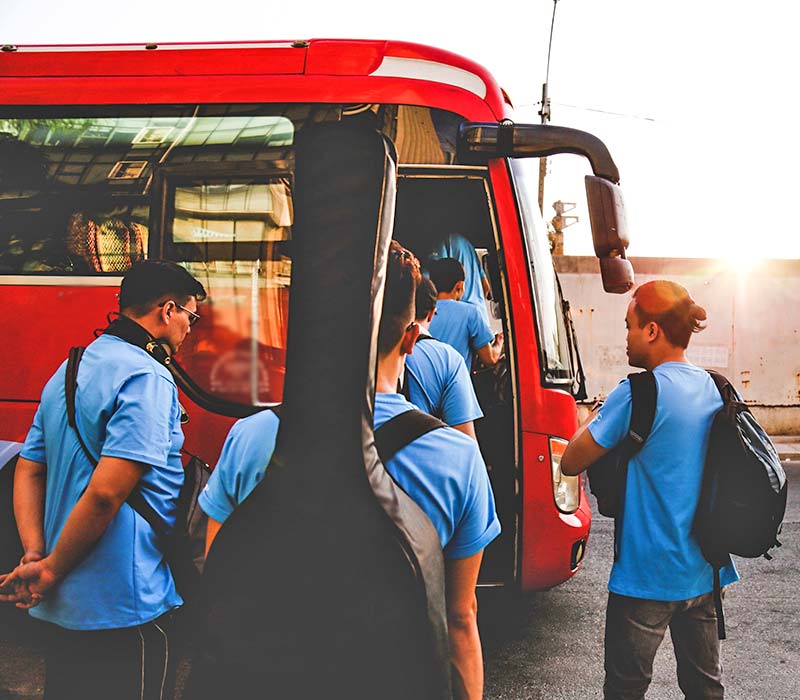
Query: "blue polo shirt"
201 393 500 560
429 233 490 327
20 334 184 630
405 336 483 427
588 362 739 600
429 299 495 369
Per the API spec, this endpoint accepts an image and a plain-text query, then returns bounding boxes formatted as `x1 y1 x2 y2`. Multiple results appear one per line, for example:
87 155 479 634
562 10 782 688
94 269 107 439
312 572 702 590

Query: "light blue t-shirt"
198 409 280 524
429 299 495 369
20 334 184 630
430 233 490 327
588 362 739 601
405 336 483 427
201 393 500 560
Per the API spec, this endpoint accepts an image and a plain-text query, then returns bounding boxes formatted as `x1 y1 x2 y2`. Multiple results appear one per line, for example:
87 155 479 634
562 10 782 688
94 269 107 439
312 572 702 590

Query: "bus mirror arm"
459 122 634 294
458 122 620 183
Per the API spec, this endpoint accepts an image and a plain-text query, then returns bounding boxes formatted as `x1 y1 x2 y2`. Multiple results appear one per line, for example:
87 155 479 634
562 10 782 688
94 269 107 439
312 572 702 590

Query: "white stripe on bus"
370 56 487 99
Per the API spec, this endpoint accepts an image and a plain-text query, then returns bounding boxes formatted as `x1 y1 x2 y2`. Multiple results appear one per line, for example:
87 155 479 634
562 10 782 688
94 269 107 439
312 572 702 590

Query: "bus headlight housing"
549 437 580 513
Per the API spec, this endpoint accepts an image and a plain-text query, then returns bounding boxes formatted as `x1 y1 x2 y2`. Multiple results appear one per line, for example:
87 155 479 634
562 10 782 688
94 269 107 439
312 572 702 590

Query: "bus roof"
0 39 511 119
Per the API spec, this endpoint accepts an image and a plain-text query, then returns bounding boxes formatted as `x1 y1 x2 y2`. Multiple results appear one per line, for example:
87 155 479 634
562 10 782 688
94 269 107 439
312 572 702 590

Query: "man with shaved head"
561 280 739 700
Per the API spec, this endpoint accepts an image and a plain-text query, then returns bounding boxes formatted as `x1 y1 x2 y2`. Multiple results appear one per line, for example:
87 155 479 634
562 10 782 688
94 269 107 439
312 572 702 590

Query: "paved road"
480 460 800 700
2 462 797 700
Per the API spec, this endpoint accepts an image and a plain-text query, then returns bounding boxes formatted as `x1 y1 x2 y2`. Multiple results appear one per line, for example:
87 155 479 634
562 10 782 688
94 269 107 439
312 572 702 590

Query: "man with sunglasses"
0 260 206 700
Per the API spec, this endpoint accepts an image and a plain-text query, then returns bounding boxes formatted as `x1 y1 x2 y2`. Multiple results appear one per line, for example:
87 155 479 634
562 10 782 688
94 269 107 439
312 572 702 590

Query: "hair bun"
689 302 707 321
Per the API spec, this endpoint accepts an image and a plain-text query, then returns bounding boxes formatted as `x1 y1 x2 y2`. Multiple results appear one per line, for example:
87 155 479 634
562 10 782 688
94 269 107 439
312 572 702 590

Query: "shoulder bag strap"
65 346 170 539
374 409 447 465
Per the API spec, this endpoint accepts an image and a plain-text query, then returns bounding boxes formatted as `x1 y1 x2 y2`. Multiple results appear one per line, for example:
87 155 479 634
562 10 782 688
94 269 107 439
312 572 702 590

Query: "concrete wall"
555 257 800 434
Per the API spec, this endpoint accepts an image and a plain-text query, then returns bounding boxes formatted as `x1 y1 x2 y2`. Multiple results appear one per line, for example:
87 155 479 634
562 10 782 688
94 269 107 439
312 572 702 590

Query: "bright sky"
2 0 798 259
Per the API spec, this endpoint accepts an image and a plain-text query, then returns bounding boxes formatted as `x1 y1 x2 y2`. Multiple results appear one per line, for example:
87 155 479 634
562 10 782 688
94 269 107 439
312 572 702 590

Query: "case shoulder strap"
374 409 447 465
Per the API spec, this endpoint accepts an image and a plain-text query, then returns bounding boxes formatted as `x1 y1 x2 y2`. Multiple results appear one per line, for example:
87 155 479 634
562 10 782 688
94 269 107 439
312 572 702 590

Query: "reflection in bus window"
0 104 464 406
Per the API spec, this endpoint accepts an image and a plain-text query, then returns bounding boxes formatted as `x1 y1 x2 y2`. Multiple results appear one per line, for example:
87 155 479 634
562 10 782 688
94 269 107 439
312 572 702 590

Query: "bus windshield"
509 158 574 384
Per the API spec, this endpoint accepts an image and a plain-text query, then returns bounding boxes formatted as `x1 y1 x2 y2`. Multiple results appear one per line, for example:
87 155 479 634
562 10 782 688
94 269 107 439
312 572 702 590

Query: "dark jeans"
43 612 177 700
604 592 724 700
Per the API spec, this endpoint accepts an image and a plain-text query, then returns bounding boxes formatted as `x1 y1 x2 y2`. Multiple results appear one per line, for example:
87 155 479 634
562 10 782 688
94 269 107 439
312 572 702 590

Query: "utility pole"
538 0 558 214
550 200 578 255
538 82 550 214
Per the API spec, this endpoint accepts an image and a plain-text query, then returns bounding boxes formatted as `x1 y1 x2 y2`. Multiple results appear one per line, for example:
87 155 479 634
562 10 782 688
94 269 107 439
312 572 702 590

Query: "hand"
21 550 44 565
0 558 60 609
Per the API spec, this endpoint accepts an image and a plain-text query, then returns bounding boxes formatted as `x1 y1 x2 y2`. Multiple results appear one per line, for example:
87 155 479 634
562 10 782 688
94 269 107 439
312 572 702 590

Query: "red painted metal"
0 39 508 120
520 433 592 589
0 39 591 590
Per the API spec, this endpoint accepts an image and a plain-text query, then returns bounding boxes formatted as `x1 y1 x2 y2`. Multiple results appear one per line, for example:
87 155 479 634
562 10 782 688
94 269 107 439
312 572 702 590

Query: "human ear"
400 323 420 355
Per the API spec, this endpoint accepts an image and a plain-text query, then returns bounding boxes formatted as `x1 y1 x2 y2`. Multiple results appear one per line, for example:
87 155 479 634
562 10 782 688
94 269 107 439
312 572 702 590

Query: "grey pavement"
1 438 798 700
772 435 800 461
481 458 800 700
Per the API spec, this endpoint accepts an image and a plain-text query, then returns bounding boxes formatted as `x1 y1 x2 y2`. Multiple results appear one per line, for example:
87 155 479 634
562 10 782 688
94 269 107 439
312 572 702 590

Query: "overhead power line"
554 102 656 121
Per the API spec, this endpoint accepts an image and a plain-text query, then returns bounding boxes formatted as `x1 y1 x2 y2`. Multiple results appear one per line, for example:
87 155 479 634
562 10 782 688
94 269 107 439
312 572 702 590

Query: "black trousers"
44 613 177 700
604 592 724 700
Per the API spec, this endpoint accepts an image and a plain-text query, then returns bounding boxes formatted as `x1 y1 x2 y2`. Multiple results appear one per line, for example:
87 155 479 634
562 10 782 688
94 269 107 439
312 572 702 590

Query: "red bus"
0 39 631 591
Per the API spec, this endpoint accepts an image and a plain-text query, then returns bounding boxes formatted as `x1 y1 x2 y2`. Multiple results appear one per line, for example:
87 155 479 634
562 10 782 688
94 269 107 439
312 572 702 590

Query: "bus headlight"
549 437 580 513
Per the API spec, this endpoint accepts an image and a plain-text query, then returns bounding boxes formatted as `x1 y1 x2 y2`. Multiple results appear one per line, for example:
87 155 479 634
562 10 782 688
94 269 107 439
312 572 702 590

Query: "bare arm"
481 277 491 299
452 421 477 441
445 551 484 700
476 333 503 367
561 407 609 476
1 456 145 606
205 517 224 556
13 457 47 561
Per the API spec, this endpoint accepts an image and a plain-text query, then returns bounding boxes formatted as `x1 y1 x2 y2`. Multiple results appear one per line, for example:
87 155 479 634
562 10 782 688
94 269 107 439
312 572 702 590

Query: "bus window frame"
507 157 576 391
398 163 522 586
152 161 293 262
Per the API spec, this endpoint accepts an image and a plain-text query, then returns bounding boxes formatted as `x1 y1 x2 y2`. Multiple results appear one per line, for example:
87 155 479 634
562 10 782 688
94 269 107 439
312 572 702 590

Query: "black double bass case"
185 120 452 700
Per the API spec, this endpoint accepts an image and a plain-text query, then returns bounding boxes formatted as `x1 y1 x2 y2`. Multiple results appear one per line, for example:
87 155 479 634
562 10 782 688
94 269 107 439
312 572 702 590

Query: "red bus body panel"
0 39 590 589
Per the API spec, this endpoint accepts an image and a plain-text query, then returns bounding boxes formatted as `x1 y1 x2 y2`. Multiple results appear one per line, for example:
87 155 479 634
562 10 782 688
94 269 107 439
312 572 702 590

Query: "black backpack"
692 370 788 638
588 369 788 639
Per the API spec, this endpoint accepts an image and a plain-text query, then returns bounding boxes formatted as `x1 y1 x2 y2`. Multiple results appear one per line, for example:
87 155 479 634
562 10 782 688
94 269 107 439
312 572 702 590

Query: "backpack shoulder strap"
399 337 431 400
65 346 98 468
621 371 657 458
65 346 86 431
706 369 742 403
374 409 447 465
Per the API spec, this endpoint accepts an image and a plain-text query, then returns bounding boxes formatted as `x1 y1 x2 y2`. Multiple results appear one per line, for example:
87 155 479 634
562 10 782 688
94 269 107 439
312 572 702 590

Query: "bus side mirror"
585 176 634 294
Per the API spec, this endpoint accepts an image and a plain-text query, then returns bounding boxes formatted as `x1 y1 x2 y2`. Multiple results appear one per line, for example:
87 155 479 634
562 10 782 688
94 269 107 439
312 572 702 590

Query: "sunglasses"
160 301 201 327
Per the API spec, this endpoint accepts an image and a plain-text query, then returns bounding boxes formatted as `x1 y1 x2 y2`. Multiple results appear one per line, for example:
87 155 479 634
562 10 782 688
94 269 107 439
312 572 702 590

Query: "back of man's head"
428 258 464 295
119 260 207 316
632 279 707 348
415 277 438 321
378 242 421 355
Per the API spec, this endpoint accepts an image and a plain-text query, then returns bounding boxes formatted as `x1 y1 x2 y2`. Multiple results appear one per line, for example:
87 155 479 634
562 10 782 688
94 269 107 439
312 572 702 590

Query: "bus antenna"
538 0 559 214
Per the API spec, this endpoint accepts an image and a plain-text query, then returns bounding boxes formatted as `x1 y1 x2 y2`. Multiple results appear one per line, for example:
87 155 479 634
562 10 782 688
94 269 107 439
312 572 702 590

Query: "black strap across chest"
65 337 173 539
374 409 446 464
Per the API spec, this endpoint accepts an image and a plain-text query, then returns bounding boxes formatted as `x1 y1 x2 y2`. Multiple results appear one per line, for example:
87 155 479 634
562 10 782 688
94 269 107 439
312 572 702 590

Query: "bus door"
394 167 517 586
